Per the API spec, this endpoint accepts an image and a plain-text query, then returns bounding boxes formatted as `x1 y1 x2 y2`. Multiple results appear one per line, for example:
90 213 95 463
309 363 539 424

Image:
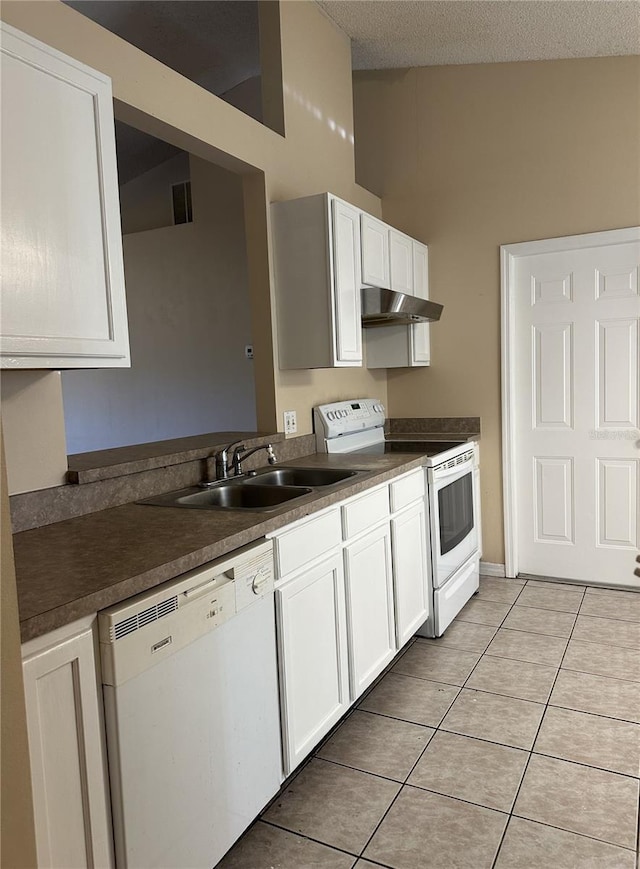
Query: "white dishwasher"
99 539 283 869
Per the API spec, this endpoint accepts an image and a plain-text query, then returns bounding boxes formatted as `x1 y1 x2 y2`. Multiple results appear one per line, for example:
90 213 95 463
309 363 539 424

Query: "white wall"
62 161 256 454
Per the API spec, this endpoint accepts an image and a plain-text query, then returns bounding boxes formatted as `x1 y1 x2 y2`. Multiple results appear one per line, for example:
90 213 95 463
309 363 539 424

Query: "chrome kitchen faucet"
232 444 277 476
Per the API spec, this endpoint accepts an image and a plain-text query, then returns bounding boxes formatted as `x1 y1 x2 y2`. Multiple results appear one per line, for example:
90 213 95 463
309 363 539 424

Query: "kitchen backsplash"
11 433 316 532
387 417 481 435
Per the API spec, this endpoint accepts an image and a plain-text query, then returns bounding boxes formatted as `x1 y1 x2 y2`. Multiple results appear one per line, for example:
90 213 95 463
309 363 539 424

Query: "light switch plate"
283 410 297 434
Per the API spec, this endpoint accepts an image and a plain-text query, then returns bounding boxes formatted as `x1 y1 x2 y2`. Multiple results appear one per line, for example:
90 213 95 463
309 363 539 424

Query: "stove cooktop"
352 439 467 457
383 439 467 455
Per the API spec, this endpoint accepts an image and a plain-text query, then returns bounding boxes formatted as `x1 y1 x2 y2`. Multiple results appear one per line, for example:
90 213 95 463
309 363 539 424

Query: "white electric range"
314 398 480 636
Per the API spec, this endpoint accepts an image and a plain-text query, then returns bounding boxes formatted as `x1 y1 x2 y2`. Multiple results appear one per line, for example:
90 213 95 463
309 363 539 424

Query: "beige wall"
354 57 640 564
0 371 67 494
120 151 190 235
1 430 37 867
0 0 386 491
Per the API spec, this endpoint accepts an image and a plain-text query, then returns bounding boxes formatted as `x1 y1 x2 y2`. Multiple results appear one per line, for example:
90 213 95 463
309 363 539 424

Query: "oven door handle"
430 459 474 484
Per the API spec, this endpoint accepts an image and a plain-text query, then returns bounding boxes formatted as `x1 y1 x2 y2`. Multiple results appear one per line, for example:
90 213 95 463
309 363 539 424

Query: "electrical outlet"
244 345 254 359
283 410 297 435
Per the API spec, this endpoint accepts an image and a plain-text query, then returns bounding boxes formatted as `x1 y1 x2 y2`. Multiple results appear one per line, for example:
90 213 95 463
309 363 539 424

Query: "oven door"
429 458 479 589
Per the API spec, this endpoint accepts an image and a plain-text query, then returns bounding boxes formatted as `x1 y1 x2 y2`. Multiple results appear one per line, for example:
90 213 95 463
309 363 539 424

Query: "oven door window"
438 472 474 555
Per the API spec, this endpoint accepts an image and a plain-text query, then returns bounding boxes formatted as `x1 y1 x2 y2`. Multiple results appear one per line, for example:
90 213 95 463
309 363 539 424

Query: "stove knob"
327 411 335 420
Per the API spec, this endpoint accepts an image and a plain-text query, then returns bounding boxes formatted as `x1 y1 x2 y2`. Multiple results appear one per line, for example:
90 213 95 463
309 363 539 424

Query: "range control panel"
313 398 385 443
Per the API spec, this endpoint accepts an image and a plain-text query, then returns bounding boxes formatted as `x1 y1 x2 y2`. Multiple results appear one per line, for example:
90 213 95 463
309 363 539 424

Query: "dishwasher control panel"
230 554 274 611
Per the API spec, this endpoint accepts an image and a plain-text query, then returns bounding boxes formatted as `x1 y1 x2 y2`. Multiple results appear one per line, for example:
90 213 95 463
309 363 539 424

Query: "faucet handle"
213 439 244 481
214 439 243 459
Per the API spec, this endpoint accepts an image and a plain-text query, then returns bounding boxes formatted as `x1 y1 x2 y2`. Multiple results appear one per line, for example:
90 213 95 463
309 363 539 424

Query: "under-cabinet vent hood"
361 287 443 328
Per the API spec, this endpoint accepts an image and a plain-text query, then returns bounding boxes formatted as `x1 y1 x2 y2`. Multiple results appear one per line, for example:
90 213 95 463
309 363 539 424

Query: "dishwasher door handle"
183 576 224 600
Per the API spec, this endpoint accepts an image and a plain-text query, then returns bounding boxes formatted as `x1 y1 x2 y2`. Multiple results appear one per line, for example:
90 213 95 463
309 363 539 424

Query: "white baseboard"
479 561 506 578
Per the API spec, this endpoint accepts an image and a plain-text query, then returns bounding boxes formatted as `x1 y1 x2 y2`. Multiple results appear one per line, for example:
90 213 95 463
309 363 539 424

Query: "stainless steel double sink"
139 466 362 512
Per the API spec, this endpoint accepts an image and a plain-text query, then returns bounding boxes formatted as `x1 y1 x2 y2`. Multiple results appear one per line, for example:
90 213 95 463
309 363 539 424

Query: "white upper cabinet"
271 193 362 369
365 237 431 369
271 191 432 370
389 229 414 294
410 241 431 365
332 198 363 364
0 23 130 369
361 214 391 288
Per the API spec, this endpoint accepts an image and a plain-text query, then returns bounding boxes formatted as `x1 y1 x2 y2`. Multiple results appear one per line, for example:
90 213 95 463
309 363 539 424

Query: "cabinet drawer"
342 486 389 540
273 508 342 579
390 469 425 513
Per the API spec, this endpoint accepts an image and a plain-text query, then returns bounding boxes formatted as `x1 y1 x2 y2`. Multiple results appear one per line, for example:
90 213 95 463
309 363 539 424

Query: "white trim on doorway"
500 226 640 579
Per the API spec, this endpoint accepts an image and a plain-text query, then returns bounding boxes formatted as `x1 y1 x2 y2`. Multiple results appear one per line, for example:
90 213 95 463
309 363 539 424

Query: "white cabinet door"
392 500 430 648
22 620 114 869
410 241 431 366
361 214 390 288
389 229 414 294
276 554 349 774
331 198 363 364
0 23 130 369
366 235 431 370
344 523 396 699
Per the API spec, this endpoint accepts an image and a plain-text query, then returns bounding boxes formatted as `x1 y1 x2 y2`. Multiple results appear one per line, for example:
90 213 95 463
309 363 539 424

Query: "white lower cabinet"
271 473 431 774
276 552 350 775
344 522 396 699
22 618 114 869
392 500 430 648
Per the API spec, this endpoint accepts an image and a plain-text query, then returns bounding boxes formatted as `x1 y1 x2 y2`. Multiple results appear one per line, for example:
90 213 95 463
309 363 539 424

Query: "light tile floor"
218 577 640 868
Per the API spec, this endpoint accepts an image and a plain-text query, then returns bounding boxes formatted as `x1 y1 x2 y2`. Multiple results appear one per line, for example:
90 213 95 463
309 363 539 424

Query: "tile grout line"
257 579 637 868
340 584 528 865
491 582 589 869
457 580 541 869
499 815 639 855
409 578 528 869
258 817 379 866
636 794 640 869
574 611 640 626
262 636 430 867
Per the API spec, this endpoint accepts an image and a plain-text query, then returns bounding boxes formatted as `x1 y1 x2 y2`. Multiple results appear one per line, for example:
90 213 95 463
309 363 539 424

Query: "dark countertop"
15 451 431 642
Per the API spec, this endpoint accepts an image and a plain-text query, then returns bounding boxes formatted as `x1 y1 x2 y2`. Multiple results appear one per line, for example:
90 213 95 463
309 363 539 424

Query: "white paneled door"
503 228 640 587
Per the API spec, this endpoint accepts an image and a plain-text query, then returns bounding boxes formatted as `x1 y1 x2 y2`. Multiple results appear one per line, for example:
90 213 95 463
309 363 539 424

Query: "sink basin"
140 483 312 512
247 467 358 487
138 466 362 512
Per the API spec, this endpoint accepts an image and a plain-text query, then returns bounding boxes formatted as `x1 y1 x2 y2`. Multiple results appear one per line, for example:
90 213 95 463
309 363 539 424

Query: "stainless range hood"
361 287 443 328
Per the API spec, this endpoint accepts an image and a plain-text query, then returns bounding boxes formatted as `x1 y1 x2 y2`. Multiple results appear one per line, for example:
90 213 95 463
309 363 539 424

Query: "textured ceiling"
316 0 640 69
